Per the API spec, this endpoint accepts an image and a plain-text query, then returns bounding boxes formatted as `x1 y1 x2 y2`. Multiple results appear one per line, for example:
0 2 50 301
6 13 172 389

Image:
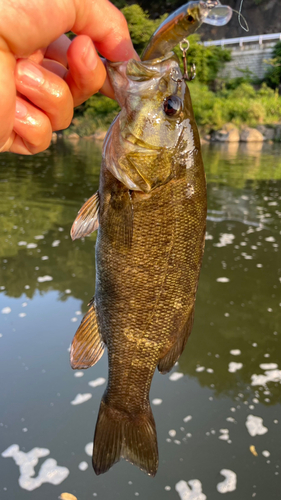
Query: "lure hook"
179 39 196 81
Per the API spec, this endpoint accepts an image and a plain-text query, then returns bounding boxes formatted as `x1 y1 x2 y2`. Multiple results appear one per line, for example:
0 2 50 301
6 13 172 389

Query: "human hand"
0 0 137 154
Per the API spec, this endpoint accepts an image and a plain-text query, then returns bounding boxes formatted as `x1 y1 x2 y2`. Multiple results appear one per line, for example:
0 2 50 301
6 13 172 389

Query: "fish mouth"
124 133 161 152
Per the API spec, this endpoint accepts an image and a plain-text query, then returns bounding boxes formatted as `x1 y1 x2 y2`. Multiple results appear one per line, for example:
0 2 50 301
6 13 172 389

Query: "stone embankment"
205 123 281 143
52 124 281 145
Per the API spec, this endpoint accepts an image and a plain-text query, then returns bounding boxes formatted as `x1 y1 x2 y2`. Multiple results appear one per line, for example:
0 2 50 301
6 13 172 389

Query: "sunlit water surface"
0 140 280 499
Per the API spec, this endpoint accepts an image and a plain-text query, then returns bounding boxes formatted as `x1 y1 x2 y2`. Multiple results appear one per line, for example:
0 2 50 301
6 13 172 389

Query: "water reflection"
0 140 281 499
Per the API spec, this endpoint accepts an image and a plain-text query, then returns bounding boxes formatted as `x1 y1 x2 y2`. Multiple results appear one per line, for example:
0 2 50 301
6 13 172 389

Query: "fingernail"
15 99 28 119
83 41 97 71
17 60 44 87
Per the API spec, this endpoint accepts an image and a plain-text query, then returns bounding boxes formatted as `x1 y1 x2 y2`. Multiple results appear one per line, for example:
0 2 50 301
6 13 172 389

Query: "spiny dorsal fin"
71 191 100 241
70 300 105 369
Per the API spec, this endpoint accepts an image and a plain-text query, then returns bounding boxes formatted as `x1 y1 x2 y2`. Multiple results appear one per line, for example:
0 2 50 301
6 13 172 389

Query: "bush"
189 81 281 131
121 4 166 55
264 41 281 90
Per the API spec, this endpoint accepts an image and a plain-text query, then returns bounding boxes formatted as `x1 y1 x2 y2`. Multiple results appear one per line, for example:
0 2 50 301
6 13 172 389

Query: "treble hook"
179 39 196 81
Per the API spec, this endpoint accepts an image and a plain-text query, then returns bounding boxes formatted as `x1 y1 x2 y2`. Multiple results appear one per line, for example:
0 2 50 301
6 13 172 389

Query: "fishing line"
232 0 249 32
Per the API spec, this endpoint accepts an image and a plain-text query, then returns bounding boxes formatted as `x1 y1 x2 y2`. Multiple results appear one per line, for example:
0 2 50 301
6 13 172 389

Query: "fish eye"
187 15 195 22
163 96 182 117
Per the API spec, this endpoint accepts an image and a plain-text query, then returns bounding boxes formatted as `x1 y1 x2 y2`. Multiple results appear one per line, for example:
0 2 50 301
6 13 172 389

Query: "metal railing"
202 32 281 48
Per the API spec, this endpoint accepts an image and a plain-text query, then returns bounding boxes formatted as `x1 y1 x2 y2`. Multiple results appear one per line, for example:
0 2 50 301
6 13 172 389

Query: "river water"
0 140 280 499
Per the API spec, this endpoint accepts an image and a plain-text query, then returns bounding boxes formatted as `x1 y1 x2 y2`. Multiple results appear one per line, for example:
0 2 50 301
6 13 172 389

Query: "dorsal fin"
71 191 100 240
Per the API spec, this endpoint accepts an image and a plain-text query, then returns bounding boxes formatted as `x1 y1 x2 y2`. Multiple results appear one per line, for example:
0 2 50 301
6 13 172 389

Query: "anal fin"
71 191 100 240
158 307 195 374
70 300 105 369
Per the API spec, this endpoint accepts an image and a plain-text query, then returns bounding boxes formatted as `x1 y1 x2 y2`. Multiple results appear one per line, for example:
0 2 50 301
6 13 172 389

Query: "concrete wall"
219 43 275 80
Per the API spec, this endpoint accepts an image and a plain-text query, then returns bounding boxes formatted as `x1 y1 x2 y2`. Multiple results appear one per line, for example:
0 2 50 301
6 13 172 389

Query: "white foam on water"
262 450 270 457
71 317 78 322
34 235 44 240
214 234 235 248
216 277 230 283
19 313 26 318
241 252 253 260
78 461 88 471
169 430 176 438
1 444 69 491
52 240 60 247
37 276 53 283
152 398 162 405
259 363 278 370
265 237 275 242
228 362 243 373
205 232 213 240
74 372 84 378
217 469 237 493
85 443 93 457
88 377 106 388
70 393 92 405
18 241 27 246
26 243 37 249
65 289 71 294
169 372 184 381
196 366 205 372
219 429 229 441
2 307 11 314
175 479 206 500
230 350 241 356
251 369 281 387
41 256 49 260
183 415 192 423
245 415 268 436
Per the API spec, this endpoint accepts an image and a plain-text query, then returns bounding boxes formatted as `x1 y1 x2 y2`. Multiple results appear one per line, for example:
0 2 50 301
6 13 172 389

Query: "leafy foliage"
121 4 167 55
190 81 281 130
264 41 281 90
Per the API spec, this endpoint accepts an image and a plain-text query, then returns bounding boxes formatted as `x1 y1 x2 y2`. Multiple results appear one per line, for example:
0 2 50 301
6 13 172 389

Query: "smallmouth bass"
70 0 232 477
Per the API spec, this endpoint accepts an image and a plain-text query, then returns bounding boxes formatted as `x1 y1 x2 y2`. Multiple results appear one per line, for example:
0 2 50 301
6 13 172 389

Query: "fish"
70 0 232 477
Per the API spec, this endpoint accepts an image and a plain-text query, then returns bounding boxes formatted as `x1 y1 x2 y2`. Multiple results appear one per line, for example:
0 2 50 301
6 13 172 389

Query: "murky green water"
0 139 280 499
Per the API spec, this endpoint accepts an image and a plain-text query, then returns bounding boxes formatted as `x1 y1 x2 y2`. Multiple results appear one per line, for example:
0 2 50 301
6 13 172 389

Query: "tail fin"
92 397 158 476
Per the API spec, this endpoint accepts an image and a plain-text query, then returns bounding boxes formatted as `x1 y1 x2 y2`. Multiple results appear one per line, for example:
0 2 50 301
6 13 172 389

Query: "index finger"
73 0 137 62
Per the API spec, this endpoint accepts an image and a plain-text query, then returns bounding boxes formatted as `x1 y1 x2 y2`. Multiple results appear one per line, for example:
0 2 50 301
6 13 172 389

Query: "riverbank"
60 79 281 145
55 122 281 146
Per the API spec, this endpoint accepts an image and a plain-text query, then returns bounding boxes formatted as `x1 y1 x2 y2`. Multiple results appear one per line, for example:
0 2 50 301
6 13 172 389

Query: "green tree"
121 4 167 55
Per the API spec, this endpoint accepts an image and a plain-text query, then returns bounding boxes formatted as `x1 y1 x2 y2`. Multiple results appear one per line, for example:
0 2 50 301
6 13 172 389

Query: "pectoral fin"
70 300 105 369
158 307 195 374
71 192 100 240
